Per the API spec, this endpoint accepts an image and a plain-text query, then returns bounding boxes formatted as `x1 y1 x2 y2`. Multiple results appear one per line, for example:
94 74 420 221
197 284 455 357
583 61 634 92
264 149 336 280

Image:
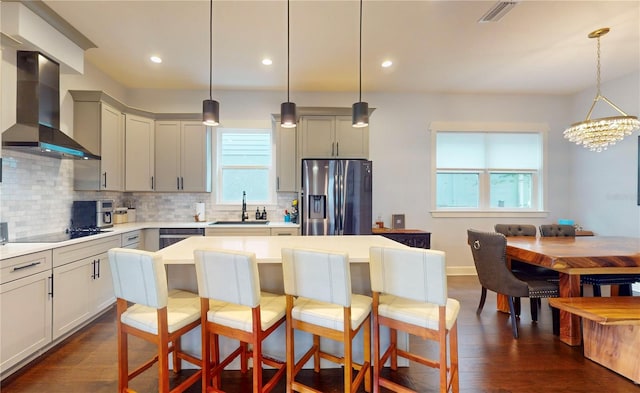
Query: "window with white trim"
215 128 274 205
431 123 546 215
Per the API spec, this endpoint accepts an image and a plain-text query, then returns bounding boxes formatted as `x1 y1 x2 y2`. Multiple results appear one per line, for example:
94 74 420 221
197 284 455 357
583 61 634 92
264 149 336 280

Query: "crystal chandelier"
563 28 640 152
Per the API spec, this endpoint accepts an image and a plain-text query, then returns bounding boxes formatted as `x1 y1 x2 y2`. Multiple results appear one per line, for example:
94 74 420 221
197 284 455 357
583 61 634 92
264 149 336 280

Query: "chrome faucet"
241 191 249 222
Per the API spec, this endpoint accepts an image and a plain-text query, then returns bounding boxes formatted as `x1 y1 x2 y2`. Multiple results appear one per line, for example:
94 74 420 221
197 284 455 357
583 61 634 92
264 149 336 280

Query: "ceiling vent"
478 1 518 23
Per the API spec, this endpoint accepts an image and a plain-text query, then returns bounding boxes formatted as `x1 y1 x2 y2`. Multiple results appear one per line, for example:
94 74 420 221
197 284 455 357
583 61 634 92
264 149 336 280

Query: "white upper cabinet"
125 114 155 191
299 115 369 159
71 92 124 191
155 121 211 192
275 122 297 192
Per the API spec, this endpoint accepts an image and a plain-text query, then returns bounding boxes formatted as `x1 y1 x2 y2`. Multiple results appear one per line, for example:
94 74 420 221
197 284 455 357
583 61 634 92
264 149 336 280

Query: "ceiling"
43 0 640 95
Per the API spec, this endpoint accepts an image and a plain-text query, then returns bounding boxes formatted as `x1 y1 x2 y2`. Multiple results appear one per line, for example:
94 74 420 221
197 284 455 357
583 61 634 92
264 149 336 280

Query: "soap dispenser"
262 207 267 220
255 207 260 220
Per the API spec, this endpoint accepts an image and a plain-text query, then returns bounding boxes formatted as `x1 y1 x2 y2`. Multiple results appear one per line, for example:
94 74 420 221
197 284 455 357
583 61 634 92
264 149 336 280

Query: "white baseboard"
447 266 477 276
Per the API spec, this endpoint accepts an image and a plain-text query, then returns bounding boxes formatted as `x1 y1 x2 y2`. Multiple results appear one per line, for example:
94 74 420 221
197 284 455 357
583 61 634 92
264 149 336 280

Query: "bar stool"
194 249 286 393
108 248 202 393
281 247 371 393
369 246 460 393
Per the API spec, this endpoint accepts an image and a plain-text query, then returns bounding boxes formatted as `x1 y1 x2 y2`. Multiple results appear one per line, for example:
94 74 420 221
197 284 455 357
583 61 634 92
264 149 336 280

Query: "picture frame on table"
391 214 405 229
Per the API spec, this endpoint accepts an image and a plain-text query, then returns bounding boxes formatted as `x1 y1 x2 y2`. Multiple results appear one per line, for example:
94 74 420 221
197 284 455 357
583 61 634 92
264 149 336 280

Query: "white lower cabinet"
0 251 53 374
121 230 142 249
52 258 94 339
204 227 299 236
205 227 271 236
52 236 120 340
270 227 299 236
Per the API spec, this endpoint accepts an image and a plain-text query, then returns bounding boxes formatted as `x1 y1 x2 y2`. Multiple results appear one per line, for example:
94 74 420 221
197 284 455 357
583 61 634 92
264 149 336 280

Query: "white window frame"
212 127 276 210
429 121 549 218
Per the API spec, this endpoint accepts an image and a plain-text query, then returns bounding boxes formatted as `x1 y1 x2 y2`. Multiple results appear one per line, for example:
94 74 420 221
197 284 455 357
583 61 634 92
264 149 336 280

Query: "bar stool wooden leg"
343 308 352 393
157 309 170 393
286 295 295 393
116 299 128 393
364 315 371 393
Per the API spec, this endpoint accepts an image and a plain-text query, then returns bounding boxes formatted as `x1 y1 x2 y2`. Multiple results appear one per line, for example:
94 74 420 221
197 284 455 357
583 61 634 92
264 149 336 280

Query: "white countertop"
0 221 300 260
157 235 407 264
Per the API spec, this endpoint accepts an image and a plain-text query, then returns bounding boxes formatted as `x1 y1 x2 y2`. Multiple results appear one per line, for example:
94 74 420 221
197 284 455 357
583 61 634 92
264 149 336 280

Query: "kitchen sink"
210 221 270 225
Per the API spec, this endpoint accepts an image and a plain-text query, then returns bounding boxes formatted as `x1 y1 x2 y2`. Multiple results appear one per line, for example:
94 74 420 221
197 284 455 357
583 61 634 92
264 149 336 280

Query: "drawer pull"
127 235 139 242
12 261 41 272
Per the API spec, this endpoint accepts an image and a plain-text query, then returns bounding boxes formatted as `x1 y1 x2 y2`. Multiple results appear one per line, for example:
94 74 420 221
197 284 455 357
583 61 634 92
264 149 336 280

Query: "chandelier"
563 28 639 152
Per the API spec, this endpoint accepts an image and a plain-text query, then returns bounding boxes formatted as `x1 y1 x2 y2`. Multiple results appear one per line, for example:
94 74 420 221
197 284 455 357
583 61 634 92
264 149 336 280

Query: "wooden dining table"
503 236 640 346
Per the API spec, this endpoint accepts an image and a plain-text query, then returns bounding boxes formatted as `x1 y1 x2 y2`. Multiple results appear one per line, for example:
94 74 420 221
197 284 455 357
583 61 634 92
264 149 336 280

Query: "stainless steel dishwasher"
158 227 204 249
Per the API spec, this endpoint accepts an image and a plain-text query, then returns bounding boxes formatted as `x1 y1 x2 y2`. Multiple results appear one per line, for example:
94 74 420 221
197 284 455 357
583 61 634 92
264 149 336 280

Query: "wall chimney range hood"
2 51 100 160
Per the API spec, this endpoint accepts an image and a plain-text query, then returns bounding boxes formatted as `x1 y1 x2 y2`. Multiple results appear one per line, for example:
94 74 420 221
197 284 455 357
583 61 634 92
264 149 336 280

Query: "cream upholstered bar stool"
108 248 202 393
369 246 460 393
194 249 286 393
281 248 372 393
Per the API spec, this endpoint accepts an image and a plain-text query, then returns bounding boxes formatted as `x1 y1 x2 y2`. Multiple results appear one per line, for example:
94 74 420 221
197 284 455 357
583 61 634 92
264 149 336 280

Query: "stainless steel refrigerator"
301 159 372 235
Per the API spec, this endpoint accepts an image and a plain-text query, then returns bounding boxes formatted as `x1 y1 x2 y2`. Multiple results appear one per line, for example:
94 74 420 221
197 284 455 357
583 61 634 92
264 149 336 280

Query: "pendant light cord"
287 0 290 102
595 35 601 97
358 0 362 102
209 0 213 100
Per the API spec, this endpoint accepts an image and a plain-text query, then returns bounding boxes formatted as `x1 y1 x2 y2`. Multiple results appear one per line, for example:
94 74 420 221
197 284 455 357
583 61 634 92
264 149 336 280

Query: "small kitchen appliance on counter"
72 199 114 229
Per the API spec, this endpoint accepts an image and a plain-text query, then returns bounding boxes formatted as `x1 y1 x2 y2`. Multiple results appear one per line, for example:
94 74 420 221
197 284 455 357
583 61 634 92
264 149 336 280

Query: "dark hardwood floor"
2 276 638 392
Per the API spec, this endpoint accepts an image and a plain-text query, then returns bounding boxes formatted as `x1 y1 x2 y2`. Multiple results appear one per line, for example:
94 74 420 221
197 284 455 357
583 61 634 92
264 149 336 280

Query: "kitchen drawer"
52 235 121 267
121 230 141 248
270 227 299 236
0 251 52 285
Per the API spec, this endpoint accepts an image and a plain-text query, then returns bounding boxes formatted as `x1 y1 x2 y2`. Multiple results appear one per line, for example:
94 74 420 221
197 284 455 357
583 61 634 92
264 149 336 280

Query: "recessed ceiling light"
262 58 273 66
381 60 393 68
150 56 162 64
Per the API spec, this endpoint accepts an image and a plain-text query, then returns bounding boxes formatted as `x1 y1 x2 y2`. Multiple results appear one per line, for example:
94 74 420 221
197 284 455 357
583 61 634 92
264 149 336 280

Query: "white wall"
568 71 640 237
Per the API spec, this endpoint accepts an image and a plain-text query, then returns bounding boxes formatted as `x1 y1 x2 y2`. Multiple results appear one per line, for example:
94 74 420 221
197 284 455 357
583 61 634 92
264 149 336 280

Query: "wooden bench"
549 297 640 384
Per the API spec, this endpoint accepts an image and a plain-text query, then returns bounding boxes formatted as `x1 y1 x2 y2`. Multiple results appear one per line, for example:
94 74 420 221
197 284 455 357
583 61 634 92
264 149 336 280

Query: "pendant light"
352 0 368 128
202 0 219 126
563 28 639 152
280 0 297 128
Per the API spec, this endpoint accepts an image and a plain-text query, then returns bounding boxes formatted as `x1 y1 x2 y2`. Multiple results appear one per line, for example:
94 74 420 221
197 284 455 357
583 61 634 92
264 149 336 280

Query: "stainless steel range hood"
2 51 100 160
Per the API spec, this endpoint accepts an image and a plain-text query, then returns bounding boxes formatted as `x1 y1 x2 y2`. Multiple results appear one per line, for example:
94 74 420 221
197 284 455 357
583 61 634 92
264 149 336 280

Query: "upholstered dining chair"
108 248 202 393
539 225 640 297
194 248 286 393
467 229 559 338
539 224 575 237
494 224 558 281
281 247 372 393
369 246 459 393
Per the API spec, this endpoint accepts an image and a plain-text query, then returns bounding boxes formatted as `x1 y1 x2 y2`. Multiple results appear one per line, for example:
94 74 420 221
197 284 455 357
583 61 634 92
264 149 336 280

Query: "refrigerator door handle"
334 163 340 234
338 160 346 235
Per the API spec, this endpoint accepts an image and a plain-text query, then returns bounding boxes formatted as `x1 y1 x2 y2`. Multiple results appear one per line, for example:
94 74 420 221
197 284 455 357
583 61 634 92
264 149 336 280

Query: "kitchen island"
157 235 411 370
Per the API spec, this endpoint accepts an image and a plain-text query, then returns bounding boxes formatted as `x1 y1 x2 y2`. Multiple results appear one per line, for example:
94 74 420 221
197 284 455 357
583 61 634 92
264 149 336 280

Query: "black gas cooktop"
12 228 112 243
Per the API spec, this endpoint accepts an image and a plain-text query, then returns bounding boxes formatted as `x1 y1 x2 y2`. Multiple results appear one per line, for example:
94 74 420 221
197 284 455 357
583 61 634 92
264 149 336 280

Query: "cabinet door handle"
181 177 184 190
91 260 96 279
151 176 154 190
277 177 280 191
11 261 41 272
177 177 180 190
103 172 107 188
96 259 100 279
48 275 54 298
336 142 339 156
331 142 335 156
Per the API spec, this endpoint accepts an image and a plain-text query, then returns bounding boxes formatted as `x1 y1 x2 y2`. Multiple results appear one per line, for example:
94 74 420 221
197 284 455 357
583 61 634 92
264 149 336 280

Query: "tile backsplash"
0 149 297 240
